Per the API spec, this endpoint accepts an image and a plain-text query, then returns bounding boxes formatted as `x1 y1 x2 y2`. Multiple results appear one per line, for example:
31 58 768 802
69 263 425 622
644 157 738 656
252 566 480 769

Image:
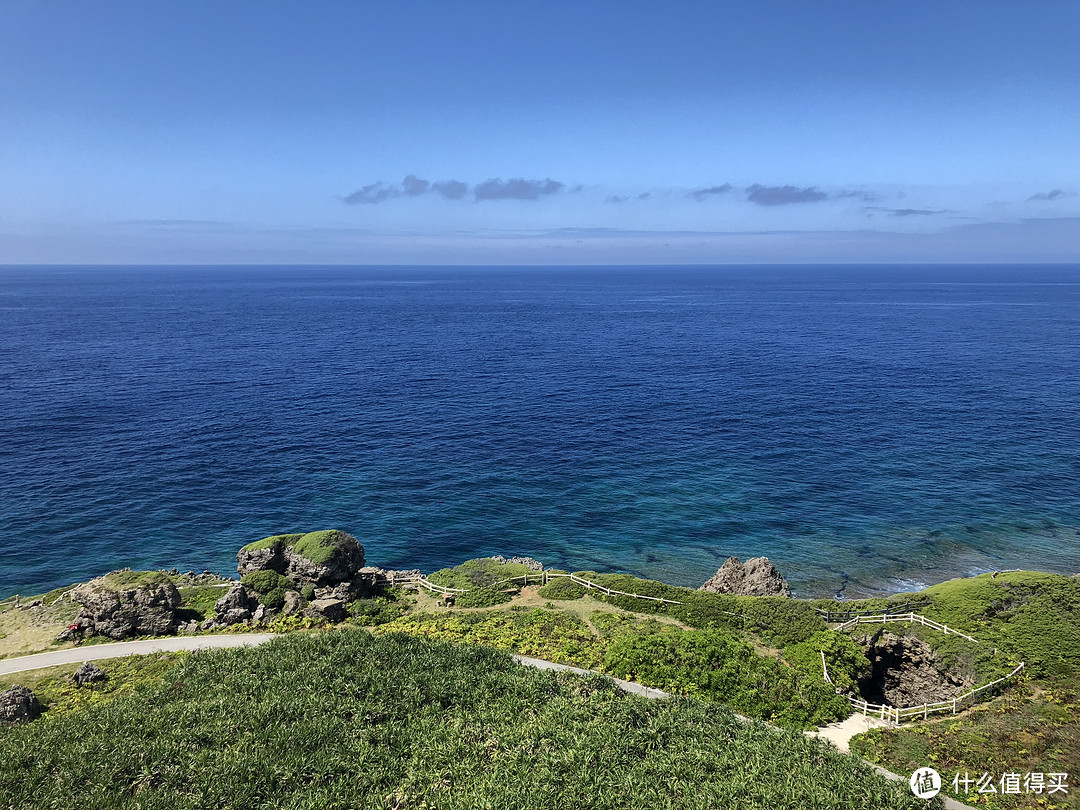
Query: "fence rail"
835 612 978 642
371 570 686 606
815 602 930 623
847 663 1025 724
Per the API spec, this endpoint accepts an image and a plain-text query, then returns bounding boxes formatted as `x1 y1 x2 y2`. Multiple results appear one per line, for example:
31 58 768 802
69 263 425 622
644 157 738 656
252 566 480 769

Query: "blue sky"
1 0 1077 264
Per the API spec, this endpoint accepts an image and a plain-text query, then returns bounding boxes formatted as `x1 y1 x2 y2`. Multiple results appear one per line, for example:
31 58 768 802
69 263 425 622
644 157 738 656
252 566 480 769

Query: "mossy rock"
240 533 303 553
99 570 175 592
241 570 292 595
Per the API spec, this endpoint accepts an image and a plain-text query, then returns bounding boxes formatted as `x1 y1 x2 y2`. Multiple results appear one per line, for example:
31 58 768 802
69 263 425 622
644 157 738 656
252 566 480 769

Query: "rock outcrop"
699 556 791 597
1 686 42 725
858 630 971 706
306 598 348 622
68 572 182 639
213 583 260 626
281 590 304 616
71 662 108 686
237 531 365 588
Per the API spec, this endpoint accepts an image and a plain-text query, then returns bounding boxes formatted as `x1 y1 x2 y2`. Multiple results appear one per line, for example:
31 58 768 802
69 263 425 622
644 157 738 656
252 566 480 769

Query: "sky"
0 0 1078 264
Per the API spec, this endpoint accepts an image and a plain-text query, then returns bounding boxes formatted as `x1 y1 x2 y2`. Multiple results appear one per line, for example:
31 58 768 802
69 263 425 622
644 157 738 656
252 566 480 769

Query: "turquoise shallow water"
1 264 1079 599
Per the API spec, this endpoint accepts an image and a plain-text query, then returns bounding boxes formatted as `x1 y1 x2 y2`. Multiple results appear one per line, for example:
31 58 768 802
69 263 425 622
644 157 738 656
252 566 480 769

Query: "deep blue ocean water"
2 264 1079 599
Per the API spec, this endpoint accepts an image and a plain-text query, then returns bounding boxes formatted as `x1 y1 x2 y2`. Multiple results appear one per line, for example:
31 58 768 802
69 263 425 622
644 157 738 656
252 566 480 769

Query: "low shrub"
377 609 605 670
300 583 315 601
240 570 292 595
603 628 850 728
455 586 513 608
260 587 287 610
537 577 587 600
350 596 408 626
583 572 827 647
428 558 535 591
784 630 871 693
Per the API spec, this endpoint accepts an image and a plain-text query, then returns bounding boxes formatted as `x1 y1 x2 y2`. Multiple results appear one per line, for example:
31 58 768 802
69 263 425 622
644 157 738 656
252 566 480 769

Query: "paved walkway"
0 634 276 676
806 711 894 753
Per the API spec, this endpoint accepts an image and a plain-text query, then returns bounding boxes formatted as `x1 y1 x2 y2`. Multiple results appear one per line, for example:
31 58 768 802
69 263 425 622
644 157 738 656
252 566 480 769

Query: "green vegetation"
852 681 1078 810
349 593 410 627
240 570 292 594
292 529 354 565
100 570 174 591
428 558 536 591
240 570 295 609
590 611 679 641
239 530 358 565
0 630 934 809
836 572 1080 809
301 583 316 600
380 605 843 728
784 630 871 693
0 652 187 720
176 586 225 622
578 572 827 647
454 585 514 608
537 577 587 600
603 628 850 728
239 532 302 552
378 608 606 669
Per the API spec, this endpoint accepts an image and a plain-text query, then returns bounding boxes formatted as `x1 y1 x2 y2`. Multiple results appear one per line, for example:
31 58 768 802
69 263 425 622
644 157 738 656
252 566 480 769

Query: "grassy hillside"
846 572 1080 810
0 629 935 810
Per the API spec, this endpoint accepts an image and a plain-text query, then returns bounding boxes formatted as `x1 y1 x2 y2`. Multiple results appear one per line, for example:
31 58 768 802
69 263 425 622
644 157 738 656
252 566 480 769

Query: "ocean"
2 264 1079 600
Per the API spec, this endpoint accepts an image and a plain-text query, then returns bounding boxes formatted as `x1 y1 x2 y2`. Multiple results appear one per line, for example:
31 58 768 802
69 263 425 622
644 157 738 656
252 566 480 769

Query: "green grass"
454 585 514 608
851 679 1079 810
784 630 871 694
840 571 1080 809
292 530 354 565
603 627 851 728
574 572 827 647
238 530 358 566
379 606 846 728
537 577 587 600
240 570 292 594
428 558 537 591
176 586 227 622
0 630 936 809
239 532 302 552
99 570 175 591
0 652 187 720
376 608 606 669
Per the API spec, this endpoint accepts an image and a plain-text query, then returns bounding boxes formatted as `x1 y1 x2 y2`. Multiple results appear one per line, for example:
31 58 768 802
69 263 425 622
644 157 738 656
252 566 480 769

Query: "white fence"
847 663 1026 725
371 570 686 606
836 612 978 642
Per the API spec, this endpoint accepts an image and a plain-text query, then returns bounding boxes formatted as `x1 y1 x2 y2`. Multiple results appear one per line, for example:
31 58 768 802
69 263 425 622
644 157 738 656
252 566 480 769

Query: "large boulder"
237 530 365 588
69 571 182 639
1 686 42 725
699 556 791 597
213 583 260 626
306 597 348 623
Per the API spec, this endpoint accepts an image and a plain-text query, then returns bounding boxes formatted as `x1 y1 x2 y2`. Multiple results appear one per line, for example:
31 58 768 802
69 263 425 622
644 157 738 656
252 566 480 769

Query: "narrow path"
1 634 962 809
